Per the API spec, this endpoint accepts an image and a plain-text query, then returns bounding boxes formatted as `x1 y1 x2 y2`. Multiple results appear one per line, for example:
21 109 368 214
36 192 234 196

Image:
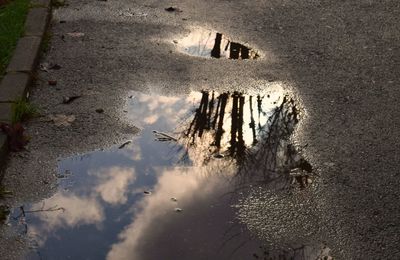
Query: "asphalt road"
0 0 399 259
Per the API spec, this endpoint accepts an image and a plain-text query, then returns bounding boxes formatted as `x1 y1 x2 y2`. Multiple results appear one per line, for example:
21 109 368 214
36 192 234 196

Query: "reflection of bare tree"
211 33 222 58
180 90 312 187
240 96 312 188
209 33 258 59
182 91 252 161
13 204 65 235
249 96 257 145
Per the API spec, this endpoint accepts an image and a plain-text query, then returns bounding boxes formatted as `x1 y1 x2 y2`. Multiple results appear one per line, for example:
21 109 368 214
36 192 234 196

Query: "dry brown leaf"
67 32 85 37
49 114 76 126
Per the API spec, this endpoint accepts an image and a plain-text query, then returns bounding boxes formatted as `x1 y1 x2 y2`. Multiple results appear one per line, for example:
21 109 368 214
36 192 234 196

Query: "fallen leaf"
119 140 132 149
62 95 81 104
214 153 224 159
41 63 62 72
119 11 134 17
136 12 148 17
165 7 182 12
48 80 57 86
49 114 76 126
152 130 177 141
40 63 49 72
0 123 29 151
67 32 85 37
49 64 62 70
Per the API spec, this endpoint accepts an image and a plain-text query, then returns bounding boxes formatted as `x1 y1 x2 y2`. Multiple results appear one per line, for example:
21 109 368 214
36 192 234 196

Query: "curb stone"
0 0 52 176
6 36 42 73
0 133 7 173
25 8 49 37
0 73 31 102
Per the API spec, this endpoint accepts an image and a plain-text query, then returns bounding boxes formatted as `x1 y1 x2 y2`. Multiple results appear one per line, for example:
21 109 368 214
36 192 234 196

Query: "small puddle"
8 88 322 259
176 28 259 59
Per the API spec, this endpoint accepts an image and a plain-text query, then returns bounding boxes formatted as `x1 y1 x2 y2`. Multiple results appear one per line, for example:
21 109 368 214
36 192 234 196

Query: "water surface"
177 28 259 60
9 89 325 259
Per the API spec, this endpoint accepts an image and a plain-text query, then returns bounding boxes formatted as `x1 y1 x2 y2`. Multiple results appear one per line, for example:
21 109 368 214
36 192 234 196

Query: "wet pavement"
1 0 399 259
6 90 327 259
176 27 259 59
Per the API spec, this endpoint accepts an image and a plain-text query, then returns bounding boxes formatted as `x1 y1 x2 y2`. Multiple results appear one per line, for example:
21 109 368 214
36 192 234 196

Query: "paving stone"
0 73 31 102
31 0 51 7
0 133 8 176
25 8 49 37
6 37 41 73
0 103 13 123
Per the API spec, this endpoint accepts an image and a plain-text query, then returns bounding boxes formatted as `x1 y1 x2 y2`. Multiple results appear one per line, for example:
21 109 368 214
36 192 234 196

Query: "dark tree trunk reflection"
211 33 222 58
180 90 312 187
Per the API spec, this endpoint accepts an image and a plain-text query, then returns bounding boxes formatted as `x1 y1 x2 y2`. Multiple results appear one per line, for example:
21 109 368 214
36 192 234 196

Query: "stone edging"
0 0 52 167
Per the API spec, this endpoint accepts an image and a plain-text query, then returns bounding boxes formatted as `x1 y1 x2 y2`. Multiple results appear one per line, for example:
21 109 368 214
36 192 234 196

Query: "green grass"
51 0 65 8
41 30 52 53
0 205 10 223
0 0 31 77
12 98 39 123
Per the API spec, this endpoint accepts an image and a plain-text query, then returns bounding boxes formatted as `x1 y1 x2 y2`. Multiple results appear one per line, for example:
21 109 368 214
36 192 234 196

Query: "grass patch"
0 186 12 198
12 98 39 124
51 0 66 8
41 30 52 53
0 0 31 77
0 205 10 223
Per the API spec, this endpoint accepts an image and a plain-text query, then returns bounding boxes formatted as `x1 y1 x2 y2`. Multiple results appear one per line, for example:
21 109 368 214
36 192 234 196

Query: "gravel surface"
0 0 399 259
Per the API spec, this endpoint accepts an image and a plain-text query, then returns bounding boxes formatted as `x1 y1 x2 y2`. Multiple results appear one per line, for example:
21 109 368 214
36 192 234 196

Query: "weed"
12 99 39 124
51 0 66 8
29 3 47 8
0 187 12 198
0 205 10 223
41 30 52 53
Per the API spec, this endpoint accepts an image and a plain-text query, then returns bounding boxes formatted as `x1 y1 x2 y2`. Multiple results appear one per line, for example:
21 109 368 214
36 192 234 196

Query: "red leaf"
0 123 29 151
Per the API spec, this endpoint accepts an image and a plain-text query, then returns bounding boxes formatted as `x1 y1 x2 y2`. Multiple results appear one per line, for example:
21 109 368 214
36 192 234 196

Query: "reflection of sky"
128 86 285 159
180 28 220 57
13 88 285 259
177 27 258 59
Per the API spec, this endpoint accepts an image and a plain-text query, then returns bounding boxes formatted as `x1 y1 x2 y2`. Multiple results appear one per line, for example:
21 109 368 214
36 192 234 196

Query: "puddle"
8 88 320 259
176 28 259 59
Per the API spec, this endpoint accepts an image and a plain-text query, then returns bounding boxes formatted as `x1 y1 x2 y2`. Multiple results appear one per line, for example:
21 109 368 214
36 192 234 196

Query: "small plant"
0 99 35 152
0 187 12 199
41 30 52 53
12 98 39 124
0 205 10 224
51 0 66 8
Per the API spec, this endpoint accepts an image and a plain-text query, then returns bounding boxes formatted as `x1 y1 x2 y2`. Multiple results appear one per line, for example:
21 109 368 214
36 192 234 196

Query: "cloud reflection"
25 167 137 247
92 167 137 205
34 193 103 229
16 86 309 259
107 165 233 260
